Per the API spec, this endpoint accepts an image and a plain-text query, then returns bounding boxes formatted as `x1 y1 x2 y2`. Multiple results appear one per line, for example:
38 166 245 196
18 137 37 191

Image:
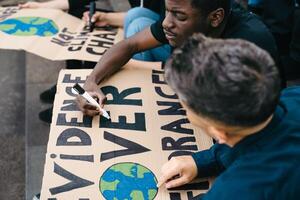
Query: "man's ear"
207 126 228 144
208 8 225 28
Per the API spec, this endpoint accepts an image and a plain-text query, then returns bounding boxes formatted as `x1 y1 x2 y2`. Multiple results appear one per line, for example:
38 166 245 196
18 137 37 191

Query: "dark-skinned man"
77 0 280 116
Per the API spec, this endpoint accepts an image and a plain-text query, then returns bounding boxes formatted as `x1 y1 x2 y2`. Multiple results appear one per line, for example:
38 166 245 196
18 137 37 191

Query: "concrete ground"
23 1 130 200
0 0 130 199
0 49 25 199
25 53 64 200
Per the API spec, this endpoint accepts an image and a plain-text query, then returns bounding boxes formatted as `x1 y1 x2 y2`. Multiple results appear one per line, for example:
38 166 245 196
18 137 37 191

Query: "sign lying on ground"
0 7 123 62
40 61 213 200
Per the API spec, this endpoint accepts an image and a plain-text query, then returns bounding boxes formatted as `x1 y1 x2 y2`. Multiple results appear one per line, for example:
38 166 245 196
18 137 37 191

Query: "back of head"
165 33 281 127
190 0 232 17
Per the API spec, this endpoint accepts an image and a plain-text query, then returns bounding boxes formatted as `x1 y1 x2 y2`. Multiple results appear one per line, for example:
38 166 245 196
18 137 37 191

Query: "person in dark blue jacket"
158 34 300 199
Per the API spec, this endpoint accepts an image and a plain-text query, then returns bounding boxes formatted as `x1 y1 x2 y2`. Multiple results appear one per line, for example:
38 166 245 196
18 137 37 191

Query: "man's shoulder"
203 158 300 200
280 86 300 112
229 10 271 38
225 9 277 57
279 86 300 123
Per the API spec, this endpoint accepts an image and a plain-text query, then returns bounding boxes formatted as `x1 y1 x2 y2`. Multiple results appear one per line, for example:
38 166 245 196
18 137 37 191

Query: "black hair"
190 0 232 17
165 34 281 127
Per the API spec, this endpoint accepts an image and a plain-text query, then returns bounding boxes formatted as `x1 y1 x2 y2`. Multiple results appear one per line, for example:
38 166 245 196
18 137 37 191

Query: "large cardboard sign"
0 7 123 61
40 62 213 200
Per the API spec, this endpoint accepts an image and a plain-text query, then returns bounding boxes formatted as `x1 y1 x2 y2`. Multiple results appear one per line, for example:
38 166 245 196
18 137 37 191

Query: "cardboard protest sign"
0 7 123 61
40 62 213 200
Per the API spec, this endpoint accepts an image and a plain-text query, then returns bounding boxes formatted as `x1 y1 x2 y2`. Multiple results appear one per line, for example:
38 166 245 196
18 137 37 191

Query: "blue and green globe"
0 17 59 36
100 162 158 200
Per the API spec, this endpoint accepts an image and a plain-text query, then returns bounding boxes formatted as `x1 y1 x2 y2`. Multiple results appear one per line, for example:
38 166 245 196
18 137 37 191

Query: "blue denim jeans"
124 7 171 62
248 0 263 7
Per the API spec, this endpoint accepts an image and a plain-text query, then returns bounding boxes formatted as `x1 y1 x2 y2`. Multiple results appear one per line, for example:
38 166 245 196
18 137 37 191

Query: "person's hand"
19 2 42 9
82 11 109 27
157 156 198 189
76 81 107 116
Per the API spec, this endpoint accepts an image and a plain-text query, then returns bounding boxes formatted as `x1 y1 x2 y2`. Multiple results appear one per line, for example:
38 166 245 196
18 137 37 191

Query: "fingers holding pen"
76 95 100 117
82 11 109 27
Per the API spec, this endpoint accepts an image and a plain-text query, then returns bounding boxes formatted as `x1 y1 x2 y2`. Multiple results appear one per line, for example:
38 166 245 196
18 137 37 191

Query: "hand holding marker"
72 83 110 119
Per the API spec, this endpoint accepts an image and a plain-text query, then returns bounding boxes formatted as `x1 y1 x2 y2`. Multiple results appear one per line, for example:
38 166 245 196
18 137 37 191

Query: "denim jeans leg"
124 7 160 36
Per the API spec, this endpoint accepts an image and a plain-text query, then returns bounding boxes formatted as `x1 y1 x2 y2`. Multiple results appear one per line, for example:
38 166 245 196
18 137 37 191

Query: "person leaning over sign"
157 34 300 200
76 0 281 116
19 0 167 123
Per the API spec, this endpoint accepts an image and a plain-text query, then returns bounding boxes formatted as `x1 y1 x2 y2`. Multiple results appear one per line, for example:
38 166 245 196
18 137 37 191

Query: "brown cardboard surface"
0 7 123 62
40 62 213 200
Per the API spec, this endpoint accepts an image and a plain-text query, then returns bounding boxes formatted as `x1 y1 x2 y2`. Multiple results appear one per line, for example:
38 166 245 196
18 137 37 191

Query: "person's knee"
125 7 153 25
126 17 155 38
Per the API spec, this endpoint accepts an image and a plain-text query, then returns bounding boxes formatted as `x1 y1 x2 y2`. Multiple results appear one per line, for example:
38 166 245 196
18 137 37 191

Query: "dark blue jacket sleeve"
192 144 231 178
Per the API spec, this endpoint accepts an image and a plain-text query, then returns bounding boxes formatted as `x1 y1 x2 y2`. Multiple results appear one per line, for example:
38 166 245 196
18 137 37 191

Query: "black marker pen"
89 1 96 32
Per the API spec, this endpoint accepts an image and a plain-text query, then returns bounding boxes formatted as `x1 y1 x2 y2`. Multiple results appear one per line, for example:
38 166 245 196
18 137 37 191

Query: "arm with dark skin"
82 11 126 27
19 0 69 10
76 27 162 116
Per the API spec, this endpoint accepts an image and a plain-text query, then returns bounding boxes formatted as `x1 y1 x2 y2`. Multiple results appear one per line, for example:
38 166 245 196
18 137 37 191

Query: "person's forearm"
86 27 160 86
87 39 137 85
104 12 126 27
41 0 69 10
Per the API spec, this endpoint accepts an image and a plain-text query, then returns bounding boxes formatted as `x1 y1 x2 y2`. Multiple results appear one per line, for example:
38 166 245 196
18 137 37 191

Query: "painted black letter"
161 119 193 135
49 162 94 195
155 87 178 99
56 128 92 146
100 113 146 131
101 86 142 106
62 74 86 83
60 154 94 162
56 113 93 128
157 101 186 115
162 137 197 151
100 131 150 162
152 70 166 84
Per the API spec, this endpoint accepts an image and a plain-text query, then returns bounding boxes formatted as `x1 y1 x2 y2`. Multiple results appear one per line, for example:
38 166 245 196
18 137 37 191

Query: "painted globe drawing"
100 162 158 200
0 17 59 36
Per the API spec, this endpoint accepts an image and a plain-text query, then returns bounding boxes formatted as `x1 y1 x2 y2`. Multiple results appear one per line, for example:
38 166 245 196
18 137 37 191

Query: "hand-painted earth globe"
0 17 59 36
100 162 158 200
